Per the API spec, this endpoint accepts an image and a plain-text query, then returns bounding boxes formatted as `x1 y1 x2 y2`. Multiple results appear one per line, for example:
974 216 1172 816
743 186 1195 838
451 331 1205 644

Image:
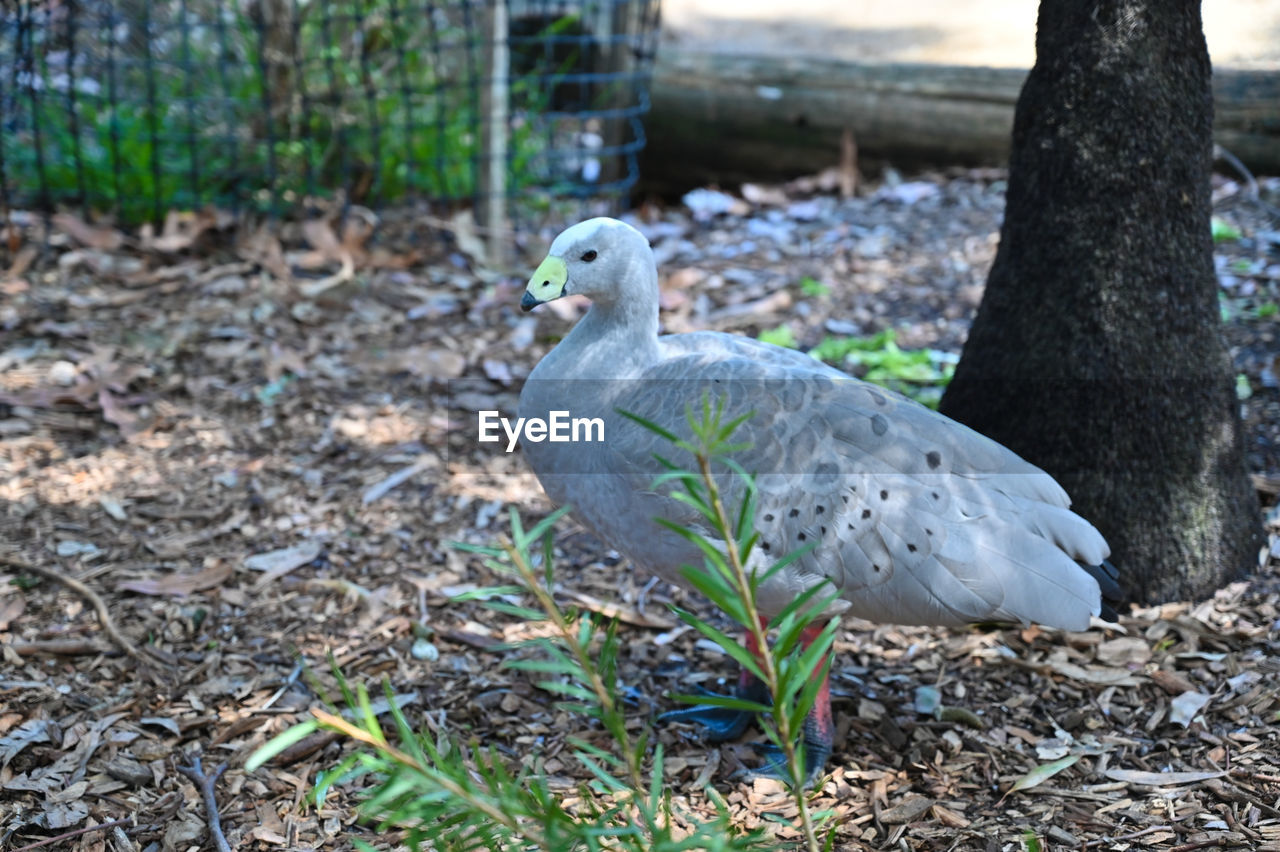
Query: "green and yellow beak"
522 255 568 312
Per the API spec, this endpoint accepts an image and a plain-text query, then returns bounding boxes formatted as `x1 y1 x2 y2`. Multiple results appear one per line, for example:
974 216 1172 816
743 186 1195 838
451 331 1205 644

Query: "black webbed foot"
660 680 770 742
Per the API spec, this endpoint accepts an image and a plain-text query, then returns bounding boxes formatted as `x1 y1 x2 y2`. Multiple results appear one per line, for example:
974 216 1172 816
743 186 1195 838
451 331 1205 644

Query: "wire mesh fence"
0 0 660 227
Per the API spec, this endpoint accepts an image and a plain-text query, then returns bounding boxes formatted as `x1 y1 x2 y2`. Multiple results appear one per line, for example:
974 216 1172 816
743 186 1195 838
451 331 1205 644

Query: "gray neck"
542 257 661 380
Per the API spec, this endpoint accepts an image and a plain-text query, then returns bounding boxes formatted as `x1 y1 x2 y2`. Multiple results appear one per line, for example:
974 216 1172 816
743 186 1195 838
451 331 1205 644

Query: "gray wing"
526 332 1109 630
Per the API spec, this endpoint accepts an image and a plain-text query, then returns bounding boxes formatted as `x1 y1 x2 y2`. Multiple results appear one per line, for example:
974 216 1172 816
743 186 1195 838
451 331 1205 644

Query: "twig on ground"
1229 767 1280 785
1081 812 1206 848
10 817 135 852
8 639 116 656
1215 143 1280 219
0 553 150 664
1168 838 1244 852
175 756 233 852
1215 145 1261 200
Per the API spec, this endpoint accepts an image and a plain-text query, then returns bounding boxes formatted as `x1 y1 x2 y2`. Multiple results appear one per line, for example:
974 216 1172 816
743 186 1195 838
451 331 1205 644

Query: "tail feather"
1083 559 1125 622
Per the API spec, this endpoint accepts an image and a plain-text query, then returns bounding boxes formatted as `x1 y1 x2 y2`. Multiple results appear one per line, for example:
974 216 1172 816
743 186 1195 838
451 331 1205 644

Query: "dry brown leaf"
1168 690 1212 726
117 560 233 597
559 589 676 630
740 183 790 206
0 593 26 631
302 217 347 262
250 801 290 844
145 509 248 558
546 294 592 321
0 378 98 411
141 208 226 253
52 213 125 251
663 267 706 291
705 290 792 326
449 208 489 267
97 388 143 438
297 258 355 297
442 629 504 652
266 343 309 381
879 796 934 824
482 359 514 384
0 276 29 296
1095 636 1151 666
4 244 37 280
1103 768 1226 786
237 224 290 281
1046 658 1140 685
339 206 378 260
246 541 324 588
1150 668 1198 695
386 346 465 380
362 458 433 505
930 803 970 828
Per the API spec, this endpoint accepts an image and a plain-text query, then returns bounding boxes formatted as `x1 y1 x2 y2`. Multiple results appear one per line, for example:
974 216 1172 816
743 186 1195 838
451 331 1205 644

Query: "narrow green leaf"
507 505 526 545
673 609 765 682
355 683 381 745
677 565 751 625
483 601 547 620
574 751 631 793
758 539 820 585
664 489 720 527
536 680 599 702
384 681 428 769
447 541 506 559
769 586 840 657
669 692 771 714
445 584 526 602
717 409 756 442
567 737 627 769
523 503 573 546
616 407 680 443
506 658 582 676
658 520 731 572
789 651 835 738
1007 754 1081 795
245 719 320 771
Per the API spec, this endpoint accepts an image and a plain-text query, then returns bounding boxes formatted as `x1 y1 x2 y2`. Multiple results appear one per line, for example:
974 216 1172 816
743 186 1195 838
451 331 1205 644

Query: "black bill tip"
520 291 541 313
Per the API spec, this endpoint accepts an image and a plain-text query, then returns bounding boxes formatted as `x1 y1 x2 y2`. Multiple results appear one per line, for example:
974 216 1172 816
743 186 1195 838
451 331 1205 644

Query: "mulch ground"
2 168 1278 852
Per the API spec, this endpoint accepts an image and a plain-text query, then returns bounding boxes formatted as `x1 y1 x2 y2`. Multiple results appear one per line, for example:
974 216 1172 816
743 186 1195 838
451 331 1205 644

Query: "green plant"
625 396 840 844
248 402 838 851
810 329 955 408
757 324 798 349
4 1 572 221
798 277 830 298
756 325 954 407
1211 217 1242 243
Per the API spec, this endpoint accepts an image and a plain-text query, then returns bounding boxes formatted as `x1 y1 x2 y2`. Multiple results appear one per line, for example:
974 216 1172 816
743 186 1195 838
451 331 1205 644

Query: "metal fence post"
479 0 510 268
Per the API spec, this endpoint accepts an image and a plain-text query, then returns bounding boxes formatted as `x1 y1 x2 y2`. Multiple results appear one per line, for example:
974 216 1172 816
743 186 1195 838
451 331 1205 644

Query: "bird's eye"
580 250 598 262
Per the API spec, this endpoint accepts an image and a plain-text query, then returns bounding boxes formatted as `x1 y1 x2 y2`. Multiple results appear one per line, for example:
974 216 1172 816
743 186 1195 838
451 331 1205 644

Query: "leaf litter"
0 172 1278 851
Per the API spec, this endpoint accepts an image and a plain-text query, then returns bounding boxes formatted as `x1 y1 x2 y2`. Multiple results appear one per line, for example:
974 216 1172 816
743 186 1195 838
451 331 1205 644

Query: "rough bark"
938 0 1264 604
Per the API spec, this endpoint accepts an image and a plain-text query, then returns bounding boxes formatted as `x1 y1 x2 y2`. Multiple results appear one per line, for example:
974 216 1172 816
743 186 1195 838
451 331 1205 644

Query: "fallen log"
641 50 1280 193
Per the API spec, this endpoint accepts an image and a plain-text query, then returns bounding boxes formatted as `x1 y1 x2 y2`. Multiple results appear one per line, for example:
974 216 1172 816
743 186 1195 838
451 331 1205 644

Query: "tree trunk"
938 0 1264 604
640 50 1280 194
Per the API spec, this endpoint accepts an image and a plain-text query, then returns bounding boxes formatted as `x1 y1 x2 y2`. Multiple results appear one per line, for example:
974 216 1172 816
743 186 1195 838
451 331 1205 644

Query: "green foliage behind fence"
1 0 657 223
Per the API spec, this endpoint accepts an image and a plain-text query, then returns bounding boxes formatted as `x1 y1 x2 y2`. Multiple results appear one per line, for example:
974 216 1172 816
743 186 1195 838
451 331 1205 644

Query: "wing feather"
523 331 1108 629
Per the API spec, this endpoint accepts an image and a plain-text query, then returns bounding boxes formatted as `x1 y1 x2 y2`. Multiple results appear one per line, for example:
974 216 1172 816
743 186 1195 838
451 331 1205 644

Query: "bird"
516 217 1123 781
